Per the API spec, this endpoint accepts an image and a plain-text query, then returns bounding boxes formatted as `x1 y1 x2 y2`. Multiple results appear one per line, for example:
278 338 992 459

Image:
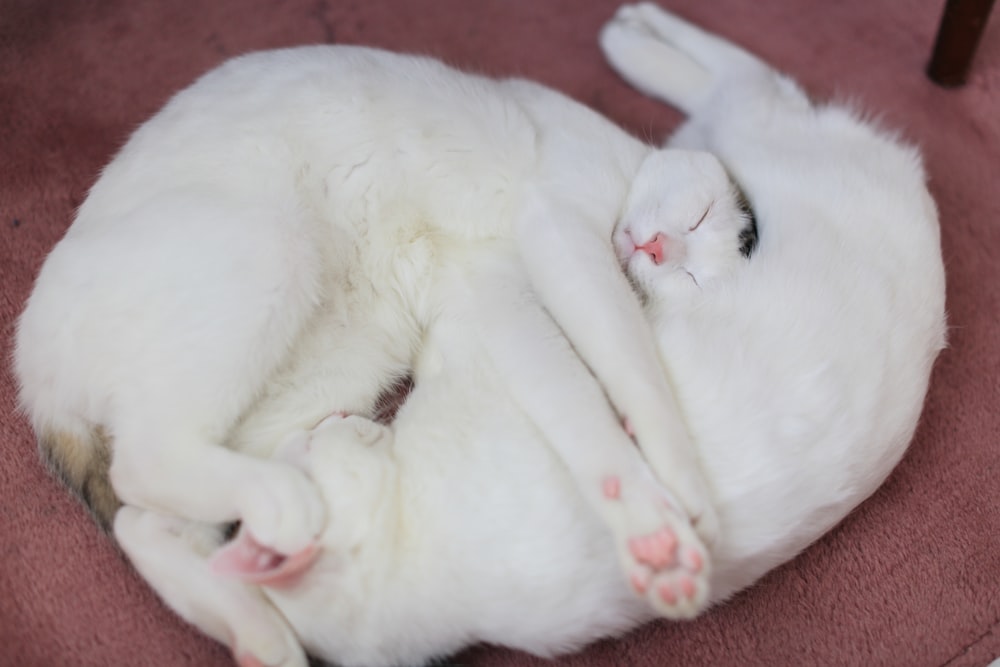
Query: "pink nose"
637 233 667 265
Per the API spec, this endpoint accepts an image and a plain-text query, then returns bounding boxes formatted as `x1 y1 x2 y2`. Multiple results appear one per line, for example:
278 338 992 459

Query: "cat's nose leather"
637 233 667 265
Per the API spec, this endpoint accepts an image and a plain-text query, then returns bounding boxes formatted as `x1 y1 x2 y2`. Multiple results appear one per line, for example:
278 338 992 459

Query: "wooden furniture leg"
927 0 997 87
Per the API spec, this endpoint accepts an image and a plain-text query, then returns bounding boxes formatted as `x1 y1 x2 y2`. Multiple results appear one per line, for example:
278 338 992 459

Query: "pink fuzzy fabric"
2 1 998 665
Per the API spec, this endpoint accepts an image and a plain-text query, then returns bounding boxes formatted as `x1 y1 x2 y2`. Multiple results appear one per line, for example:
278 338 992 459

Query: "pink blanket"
2 1 998 665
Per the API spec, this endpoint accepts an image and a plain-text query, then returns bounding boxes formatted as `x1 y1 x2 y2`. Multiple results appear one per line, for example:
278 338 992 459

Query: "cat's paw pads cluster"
627 531 707 611
602 475 711 618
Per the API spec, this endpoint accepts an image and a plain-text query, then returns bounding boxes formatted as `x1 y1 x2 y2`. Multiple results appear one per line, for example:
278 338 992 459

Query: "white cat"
12 11 755 660
114 5 946 667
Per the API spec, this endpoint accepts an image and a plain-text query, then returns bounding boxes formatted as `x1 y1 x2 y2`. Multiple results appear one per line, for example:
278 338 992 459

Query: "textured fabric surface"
2 1 998 666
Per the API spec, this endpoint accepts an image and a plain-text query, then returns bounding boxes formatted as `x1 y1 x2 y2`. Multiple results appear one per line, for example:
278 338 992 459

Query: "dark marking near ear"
738 208 759 258
731 178 759 259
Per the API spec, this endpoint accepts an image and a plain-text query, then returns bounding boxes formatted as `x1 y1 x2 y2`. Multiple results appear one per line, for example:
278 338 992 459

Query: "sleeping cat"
12 12 748 633
117 5 946 667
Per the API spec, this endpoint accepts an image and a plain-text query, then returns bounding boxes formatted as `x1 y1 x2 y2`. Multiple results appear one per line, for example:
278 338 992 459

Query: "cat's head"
614 149 756 307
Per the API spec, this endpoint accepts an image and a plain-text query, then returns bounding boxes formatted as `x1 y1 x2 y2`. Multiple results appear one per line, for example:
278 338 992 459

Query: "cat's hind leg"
114 507 309 667
110 429 326 558
229 302 416 461
94 192 330 557
599 3 762 113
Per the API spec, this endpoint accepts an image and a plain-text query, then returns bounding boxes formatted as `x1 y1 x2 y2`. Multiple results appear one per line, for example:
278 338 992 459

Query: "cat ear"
209 528 320 588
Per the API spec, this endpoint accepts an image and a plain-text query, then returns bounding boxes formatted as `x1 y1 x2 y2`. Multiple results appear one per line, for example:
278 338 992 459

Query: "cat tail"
38 425 121 531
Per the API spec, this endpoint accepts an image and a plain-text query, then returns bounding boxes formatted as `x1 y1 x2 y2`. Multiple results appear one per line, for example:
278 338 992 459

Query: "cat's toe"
613 3 647 25
313 413 389 448
647 563 709 619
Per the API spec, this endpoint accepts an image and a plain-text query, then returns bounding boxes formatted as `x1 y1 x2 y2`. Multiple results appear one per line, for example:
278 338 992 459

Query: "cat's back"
80 46 537 219
663 106 946 601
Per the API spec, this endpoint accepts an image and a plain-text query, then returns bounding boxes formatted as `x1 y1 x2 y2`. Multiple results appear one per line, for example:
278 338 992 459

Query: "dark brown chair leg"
927 0 997 87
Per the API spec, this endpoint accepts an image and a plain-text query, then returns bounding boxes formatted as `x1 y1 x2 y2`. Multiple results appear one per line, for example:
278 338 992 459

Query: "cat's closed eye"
688 205 711 232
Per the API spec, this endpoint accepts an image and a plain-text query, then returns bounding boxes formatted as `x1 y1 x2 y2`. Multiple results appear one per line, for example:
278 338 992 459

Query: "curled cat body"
15 5 946 667
114 6 942 667
113 5 945 665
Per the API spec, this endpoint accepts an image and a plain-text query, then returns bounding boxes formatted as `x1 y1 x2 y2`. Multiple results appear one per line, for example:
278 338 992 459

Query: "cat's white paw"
600 4 680 80
237 460 326 557
229 610 310 667
599 3 715 113
611 3 686 41
113 507 310 667
605 3 663 40
600 12 667 87
313 412 391 447
283 413 395 559
602 471 711 618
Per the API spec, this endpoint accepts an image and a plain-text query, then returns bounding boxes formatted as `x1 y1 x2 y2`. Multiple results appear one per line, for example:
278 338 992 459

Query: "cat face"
614 149 754 305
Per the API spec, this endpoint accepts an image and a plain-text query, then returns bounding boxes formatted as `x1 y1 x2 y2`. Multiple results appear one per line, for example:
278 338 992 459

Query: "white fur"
15 5 947 667
256 7 943 665
15 34 743 667
17 44 724 541
600 1 945 596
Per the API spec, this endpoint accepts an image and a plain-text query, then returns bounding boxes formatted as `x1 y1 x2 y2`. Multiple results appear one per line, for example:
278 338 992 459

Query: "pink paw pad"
658 581 678 605
629 528 678 569
630 567 651 594
679 576 696 600
602 475 621 500
683 547 703 574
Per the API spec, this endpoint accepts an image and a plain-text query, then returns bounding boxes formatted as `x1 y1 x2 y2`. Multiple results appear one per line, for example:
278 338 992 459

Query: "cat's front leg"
465 257 710 618
512 190 719 549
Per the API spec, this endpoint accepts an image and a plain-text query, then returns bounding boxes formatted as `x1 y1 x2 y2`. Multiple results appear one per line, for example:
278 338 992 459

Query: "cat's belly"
301 363 647 661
